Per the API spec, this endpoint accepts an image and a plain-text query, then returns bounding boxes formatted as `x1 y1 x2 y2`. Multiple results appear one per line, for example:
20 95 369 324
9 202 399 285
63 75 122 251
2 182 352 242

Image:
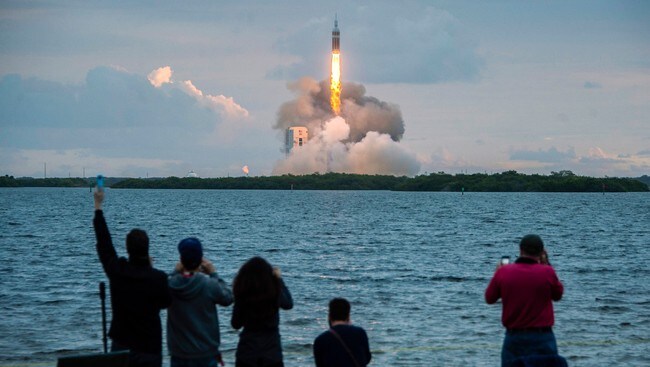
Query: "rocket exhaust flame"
330 52 341 115
330 15 341 115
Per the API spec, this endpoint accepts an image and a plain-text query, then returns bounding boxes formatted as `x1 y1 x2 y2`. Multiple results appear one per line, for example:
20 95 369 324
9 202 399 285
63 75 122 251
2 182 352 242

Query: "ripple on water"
0 189 649 366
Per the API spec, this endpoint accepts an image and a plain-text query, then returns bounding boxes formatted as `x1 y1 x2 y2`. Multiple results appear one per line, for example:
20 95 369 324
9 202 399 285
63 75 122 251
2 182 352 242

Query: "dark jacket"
167 271 233 358
231 279 293 365
94 210 171 354
313 324 372 367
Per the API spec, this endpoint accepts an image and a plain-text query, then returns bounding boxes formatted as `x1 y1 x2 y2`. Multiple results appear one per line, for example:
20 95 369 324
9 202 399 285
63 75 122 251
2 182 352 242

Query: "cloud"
0 66 250 176
148 66 173 87
269 6 483 84
0 147 186 178
637 149 650 156
583 81 602 89
510 147 576 163
179 80 249 119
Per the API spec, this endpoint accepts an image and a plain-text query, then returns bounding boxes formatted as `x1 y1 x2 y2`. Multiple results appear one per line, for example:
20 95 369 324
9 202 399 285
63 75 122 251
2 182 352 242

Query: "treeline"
395 171 648 192
112 171 648 192
0 175 92 188
112 174 406 190
1 172 648 192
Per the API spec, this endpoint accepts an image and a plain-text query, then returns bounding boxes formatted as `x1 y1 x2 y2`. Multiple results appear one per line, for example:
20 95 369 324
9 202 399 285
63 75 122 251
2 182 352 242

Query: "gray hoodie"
167 271 233 359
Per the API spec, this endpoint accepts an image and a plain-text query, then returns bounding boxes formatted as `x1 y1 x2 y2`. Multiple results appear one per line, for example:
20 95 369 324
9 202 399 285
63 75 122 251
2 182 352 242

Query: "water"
0 188 649 366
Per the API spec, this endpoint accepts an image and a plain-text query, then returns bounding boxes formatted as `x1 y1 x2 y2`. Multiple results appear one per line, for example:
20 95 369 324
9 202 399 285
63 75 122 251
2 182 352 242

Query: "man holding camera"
485 234 564 367
167 237 233 367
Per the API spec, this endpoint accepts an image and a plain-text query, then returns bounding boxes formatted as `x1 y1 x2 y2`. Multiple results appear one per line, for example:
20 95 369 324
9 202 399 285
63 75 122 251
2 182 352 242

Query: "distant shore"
1 171 648 192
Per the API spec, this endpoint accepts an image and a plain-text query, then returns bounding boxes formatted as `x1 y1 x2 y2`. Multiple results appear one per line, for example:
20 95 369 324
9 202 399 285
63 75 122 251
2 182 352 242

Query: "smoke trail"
273 78 419 176
274 77 405 143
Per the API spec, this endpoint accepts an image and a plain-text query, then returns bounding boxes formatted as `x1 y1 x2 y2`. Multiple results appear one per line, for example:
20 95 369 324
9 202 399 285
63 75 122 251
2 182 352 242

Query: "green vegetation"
0 175 92 188
1 171 648 192
393 170 648 192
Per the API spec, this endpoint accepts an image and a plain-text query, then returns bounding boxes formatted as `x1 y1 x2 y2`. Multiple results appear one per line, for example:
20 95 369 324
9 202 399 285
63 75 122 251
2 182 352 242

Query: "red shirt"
485 258 563 329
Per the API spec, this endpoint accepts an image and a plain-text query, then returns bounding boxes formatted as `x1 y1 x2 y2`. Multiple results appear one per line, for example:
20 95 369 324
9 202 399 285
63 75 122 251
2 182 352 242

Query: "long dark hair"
233 256 281 320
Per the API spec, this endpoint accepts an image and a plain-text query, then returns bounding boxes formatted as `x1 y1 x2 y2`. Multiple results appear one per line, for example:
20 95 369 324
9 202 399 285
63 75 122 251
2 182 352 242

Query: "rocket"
332 14 340 52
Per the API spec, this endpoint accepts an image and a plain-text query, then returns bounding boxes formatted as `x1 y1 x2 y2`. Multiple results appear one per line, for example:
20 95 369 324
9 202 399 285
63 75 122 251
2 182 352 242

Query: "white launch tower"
285 126 308 154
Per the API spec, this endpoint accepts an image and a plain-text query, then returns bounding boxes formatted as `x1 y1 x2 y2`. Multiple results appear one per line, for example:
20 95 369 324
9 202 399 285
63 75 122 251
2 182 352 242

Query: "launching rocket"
330 14 341 115
332 14 340 52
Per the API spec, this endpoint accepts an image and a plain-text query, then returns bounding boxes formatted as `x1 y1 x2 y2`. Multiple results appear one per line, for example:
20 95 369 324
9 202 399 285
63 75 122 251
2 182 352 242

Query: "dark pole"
99 281 108 353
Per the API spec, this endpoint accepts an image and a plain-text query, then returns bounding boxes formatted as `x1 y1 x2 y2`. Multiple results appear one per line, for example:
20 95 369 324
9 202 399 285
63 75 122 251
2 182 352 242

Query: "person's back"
231 256 293 367
485 234 564 367
167 237 233 366
488 260 561 328
93 190 171 367
313 298 371 367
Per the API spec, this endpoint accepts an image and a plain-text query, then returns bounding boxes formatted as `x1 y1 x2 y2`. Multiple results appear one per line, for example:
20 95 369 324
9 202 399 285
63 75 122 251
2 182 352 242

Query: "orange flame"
330 51 341 115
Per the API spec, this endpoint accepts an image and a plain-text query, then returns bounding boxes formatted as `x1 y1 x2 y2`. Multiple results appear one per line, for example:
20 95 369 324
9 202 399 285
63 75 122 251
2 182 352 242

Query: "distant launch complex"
285 15 341 154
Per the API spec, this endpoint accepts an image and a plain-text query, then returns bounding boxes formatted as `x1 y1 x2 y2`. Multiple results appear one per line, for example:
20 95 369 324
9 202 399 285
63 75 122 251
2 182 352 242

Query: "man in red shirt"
485 234 564 367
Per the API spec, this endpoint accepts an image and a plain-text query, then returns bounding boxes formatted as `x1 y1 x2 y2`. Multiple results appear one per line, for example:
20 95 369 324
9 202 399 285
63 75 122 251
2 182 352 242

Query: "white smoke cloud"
273 116 420 176
148 66 173 87
273 77 420 176
180 80 249 120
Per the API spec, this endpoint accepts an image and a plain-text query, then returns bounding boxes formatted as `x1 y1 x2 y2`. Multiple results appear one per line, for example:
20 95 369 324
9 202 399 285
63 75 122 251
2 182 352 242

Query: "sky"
1 0 649 178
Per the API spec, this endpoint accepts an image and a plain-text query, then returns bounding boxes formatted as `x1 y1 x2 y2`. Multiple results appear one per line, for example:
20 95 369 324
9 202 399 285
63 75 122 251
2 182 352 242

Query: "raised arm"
202 258 234 306
484 267 502 305
93 190 117 276
278 278 293 310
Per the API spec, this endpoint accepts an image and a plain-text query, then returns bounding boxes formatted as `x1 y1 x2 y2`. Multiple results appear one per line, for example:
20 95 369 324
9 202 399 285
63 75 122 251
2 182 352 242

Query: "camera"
500 256 510 265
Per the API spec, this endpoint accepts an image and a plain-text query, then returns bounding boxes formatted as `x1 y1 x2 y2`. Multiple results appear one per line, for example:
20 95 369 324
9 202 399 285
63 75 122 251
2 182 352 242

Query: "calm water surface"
0 188 649 366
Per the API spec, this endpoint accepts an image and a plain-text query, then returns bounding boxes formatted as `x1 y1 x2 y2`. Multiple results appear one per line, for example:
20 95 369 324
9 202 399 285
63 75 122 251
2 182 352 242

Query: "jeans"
171 355 220 367
111 340 163 367
501 330 558 367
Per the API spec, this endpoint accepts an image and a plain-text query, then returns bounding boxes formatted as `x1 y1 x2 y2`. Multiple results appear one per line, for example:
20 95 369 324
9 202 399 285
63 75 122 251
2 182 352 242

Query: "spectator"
485 234 564 367
167 237 233 367
231 257 293 367
313 298 371 367
93 189 171 367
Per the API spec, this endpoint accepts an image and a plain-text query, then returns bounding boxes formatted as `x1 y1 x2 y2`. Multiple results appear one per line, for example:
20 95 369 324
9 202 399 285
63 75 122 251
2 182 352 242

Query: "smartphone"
500 256 510 265
97 175 104 190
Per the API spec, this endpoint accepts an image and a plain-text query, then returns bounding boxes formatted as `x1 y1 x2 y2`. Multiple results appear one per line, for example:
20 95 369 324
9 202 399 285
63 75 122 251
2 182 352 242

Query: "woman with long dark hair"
231 256 293 367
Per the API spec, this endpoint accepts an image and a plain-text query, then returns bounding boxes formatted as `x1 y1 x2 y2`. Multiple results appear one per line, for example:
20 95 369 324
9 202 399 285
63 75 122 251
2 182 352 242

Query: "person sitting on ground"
93 188 171 367
231 256 293 367
167 237 233 367
313 298 371 367
485 234 564 367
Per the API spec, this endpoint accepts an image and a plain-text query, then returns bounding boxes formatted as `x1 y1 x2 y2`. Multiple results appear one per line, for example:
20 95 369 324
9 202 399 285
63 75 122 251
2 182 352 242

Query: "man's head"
178 237 203 271
328 298 351 324
519 234 544 257
126 229 149 260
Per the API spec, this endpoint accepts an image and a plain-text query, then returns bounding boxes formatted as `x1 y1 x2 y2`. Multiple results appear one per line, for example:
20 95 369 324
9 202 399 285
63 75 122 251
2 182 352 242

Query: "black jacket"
94 210 171 354
231 279 293 365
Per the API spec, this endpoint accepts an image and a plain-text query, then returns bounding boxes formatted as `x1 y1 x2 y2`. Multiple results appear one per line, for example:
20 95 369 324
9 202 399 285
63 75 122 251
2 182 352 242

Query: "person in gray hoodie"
167 237 233 367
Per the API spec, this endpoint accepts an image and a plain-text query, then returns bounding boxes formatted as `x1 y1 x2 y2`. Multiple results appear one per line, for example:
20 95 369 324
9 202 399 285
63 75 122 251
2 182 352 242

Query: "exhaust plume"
273 78 419 176
330 52 341 115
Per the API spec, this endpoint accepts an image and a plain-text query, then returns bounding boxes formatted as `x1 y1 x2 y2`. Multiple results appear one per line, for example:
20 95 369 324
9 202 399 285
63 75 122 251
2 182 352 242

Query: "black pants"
111 340 162 367
236 360 283 367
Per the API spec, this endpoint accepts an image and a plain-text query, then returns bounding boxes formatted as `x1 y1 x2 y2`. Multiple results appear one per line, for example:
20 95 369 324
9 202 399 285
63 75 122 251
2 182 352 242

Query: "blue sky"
1 0 648 178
